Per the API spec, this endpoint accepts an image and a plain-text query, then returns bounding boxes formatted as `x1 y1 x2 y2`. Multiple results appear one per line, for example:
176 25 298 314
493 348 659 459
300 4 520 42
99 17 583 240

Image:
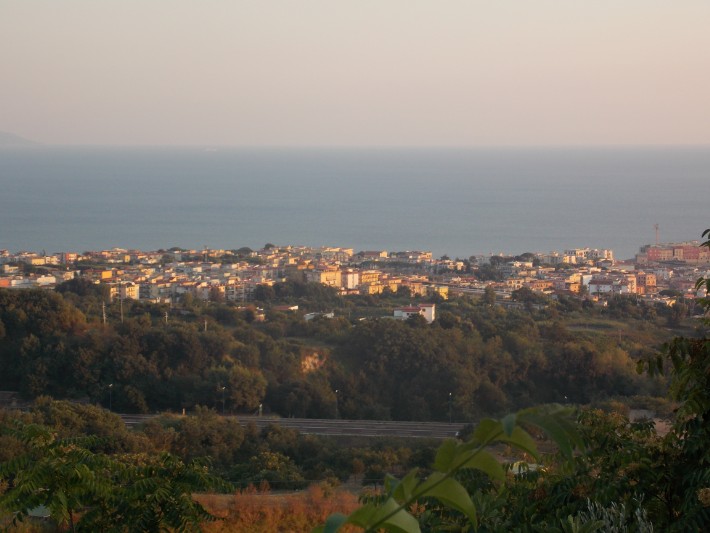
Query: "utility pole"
108 383 113 411
102 302 107 325
221 386 226 414
335 389 339 419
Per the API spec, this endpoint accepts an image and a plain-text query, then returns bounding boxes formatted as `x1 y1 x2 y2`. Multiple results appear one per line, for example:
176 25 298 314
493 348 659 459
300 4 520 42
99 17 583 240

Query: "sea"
0 146 708 260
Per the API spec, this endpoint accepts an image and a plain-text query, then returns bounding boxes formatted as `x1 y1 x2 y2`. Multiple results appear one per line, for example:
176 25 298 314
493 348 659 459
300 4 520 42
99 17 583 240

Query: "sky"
2 1 710 147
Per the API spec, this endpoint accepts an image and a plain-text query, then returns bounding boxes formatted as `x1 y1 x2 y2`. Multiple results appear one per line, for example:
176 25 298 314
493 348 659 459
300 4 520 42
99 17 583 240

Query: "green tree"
56 278 110 300
29 396 148 453
483 285 496 306
254 284 276 301
635 228 710 530
641 337 710 528
0 422 226 532
316 405 582 532
172 406 245 470
231 450 306 490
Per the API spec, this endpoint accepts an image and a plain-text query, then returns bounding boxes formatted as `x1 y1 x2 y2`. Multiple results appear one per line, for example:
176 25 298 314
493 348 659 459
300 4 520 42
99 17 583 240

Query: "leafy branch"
694 228 710 318
0 421 230 532
316 404 582 533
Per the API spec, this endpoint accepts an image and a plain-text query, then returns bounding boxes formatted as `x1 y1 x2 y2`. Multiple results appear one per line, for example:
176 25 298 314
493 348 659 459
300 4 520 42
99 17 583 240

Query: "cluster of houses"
466 244 708 305
0 246 447 305
1 240 708 311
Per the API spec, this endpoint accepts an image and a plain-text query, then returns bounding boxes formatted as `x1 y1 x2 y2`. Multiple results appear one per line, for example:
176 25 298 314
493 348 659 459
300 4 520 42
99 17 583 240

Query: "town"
1 239 708 315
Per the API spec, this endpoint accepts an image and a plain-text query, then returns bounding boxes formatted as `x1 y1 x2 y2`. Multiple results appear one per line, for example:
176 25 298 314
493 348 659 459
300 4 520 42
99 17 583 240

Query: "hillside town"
1 240 708 311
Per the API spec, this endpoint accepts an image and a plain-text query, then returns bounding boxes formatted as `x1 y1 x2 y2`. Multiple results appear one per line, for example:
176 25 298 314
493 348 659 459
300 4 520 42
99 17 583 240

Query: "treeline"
328 303 662 421
0 398 432 530
0 398 435 490
0 280 674 418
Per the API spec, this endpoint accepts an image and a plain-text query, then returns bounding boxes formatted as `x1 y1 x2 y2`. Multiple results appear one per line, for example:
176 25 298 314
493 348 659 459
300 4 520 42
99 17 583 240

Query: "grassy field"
196 483 360 532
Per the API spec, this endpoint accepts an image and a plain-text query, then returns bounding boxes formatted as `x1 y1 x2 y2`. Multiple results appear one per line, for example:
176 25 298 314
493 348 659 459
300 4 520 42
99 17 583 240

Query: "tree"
634 227 710 530
173 406 245 469
231 451 306 490
56 278 110 300
483 285 496 306
226 365 267 411
316 405 582 532
696 228 710 313
397 285 412 299
29 396 146 453
254 284 275 302
208 286 224 303
316 229 710 532
668 301 689 326
0 422 227 532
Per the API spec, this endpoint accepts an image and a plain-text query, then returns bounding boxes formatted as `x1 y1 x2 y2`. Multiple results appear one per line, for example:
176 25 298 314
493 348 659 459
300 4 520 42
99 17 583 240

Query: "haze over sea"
1 146 707 260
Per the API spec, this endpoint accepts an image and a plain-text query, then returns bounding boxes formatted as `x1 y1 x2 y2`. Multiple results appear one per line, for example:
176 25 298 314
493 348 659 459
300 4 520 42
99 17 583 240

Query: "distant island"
0 131 39 146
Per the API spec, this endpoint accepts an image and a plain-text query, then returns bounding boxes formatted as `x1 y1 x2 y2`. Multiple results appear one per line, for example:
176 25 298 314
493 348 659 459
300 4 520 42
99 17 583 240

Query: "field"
196 483 361 533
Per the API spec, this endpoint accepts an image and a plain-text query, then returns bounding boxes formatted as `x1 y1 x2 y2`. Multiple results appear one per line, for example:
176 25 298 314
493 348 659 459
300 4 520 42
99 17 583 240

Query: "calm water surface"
1 146 707 259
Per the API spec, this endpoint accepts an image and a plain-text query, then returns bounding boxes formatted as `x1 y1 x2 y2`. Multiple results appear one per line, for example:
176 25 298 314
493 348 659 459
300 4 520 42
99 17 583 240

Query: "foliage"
696 228 710 314
315 228 710 531
55 278 110 300
316 405 582 532
0 263 670 419
28 396 150 453
576 498 654 533
0 422 228 532
171 407 246 469
230 451 307 490
632 227 710 531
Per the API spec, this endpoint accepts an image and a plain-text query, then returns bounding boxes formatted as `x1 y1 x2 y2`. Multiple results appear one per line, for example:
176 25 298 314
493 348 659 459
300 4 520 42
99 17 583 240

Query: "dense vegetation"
0 277 682 420
1 230 708 531
0 399 437 531
318 229 710 532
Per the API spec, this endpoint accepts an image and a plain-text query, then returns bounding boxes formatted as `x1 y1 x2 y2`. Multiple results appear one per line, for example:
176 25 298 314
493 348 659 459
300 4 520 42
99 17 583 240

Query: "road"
120 413 462 439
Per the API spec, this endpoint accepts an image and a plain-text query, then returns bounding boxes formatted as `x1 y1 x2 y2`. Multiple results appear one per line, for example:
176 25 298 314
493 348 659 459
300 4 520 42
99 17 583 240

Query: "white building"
393 303 436 324
341 270 360 290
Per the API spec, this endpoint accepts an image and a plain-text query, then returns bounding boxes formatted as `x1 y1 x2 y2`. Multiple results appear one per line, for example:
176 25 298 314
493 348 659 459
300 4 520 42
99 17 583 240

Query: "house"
393 303 436 324
341 269 360 290
304 268 342 287
358 251 388 260
588 276 634 295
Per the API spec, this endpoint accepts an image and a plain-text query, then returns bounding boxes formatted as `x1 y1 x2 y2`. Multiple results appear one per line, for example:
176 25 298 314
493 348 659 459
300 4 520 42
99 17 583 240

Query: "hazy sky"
2 1 709 146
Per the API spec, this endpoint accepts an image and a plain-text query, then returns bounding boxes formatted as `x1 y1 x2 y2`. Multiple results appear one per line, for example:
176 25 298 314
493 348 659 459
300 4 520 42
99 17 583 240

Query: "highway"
120 413 462 439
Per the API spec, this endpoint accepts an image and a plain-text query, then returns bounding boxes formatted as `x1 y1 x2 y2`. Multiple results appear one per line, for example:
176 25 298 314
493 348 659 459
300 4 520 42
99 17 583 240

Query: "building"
358 251 388 260
393 303 436 323
341 269 360 290
109 281 139 300
637 242 710 264
588 276 634 295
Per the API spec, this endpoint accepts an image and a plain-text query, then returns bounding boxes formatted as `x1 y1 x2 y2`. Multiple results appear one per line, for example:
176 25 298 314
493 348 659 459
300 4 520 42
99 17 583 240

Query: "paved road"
120 413 462 439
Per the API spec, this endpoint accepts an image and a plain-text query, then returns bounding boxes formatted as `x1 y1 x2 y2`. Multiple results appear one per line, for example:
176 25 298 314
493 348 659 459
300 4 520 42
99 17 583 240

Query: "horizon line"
4 142 710 150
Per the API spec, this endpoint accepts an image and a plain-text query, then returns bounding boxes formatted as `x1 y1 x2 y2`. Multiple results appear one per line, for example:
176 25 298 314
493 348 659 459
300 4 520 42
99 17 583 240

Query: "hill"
0 131 39 146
